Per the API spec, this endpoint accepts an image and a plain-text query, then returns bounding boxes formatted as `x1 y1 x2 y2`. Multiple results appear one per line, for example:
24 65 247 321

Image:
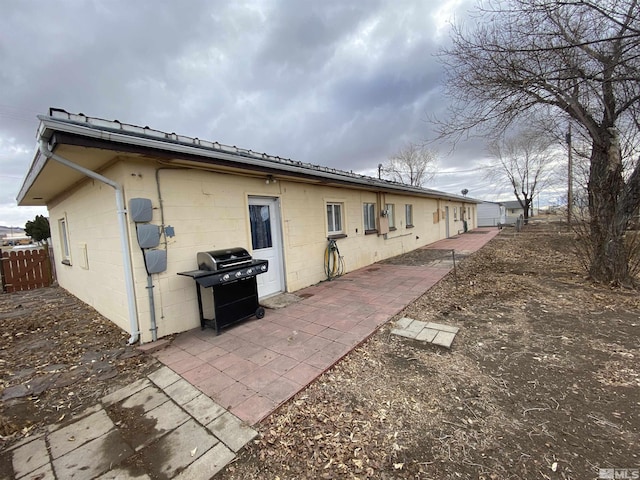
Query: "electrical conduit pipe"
38 140 140 344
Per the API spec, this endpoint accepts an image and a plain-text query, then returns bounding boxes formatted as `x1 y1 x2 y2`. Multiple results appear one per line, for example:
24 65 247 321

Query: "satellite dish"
461 189 469 196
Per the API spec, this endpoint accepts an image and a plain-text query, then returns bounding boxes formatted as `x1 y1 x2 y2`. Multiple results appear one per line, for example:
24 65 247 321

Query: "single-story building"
503 200 530 224
18 108 480 343
477 201 506 227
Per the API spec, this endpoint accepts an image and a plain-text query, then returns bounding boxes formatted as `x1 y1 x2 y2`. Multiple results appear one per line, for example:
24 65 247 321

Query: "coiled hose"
324 238 344 280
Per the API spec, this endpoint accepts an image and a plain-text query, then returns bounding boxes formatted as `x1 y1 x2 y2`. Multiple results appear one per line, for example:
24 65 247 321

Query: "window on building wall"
405 204 413 227
454 207 458 221
58 217 71 265
327 203 343 235
385 203 395 229
363 203 376 233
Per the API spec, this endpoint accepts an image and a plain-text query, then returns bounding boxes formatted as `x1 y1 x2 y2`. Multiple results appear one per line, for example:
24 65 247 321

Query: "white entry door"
248 196 285 298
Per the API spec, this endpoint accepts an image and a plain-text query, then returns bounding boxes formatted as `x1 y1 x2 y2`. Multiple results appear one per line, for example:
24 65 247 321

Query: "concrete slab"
425 322 460 334
49 408 115 459
6 433 45 452
12 437 48 478
120 385 169 413
47 405 103 434
95 468 151 480
405 320 426 335
391 328 418 339
130 400 190 451
207 411 257 452
164 379 201 405
415 328 439 342
260 292 302 309
141 419 218 479
173 442 235 480
102 378 151 407
52 430 133 480
432 331 457 348
17 462 55 480
147 366 181 389
183 394 226 426
394 317 414 329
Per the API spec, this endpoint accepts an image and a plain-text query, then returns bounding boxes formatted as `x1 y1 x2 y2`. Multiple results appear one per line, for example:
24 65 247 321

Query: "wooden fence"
1 248 53 293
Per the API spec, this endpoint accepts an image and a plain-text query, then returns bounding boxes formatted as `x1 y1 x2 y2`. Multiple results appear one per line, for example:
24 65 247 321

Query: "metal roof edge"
17 145 46 205
25 111 481 204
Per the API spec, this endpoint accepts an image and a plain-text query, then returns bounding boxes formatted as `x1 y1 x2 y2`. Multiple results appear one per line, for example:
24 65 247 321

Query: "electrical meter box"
129 198 153 223
144 250 167 274
136 224 161 249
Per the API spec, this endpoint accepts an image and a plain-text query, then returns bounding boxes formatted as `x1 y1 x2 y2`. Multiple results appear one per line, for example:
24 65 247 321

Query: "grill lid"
197 247 252 271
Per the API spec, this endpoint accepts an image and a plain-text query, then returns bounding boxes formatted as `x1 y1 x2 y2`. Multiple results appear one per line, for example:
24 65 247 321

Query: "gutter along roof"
18 108 481 206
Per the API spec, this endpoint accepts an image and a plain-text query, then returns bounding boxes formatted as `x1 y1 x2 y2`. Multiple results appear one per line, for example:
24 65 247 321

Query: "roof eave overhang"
18 116 482 205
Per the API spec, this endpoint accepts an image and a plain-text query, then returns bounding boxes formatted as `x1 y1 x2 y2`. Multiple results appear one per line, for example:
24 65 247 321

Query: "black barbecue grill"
178 248 268 334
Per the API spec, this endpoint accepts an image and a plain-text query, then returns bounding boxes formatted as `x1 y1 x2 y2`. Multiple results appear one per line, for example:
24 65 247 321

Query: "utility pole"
566 124 573 224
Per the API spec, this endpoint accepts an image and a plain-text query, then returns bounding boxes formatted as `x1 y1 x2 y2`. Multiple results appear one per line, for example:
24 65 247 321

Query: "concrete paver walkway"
8 366 254 480
7 227 499 480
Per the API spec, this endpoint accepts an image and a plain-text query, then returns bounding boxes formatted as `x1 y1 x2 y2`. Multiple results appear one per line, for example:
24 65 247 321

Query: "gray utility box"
129 198 153 223
137 224 161 249
144 250 167 274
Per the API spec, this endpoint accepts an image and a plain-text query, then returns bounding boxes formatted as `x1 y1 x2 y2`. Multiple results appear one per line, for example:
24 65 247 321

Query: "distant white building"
477 201 506 227
503 200 531 224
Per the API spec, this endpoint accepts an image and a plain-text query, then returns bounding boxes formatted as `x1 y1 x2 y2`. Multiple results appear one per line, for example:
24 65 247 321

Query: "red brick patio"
152 228 500 424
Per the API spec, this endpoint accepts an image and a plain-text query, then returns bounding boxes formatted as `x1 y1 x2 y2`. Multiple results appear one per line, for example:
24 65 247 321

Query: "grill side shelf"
177 269 214 278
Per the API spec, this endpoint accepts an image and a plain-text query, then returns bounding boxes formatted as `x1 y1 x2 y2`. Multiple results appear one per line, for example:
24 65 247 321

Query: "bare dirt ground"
1 221 639 479
0 287 160 476
218 221 640 479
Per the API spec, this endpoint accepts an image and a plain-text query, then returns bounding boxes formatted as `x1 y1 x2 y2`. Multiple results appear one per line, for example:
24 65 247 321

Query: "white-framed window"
58 216 71 265
385 203 395 229
327 202 343 235
454 207 458 221
363 203 376 231
405 204 413 227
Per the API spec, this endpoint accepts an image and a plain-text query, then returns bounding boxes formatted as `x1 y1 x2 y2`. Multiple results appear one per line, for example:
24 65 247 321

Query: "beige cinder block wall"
48 161 132 335
48 156 478 343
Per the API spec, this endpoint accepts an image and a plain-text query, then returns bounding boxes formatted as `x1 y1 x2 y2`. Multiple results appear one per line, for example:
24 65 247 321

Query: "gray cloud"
0 0 492 227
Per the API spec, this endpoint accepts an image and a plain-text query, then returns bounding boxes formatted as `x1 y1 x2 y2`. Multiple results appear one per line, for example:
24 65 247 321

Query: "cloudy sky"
0 0 516 228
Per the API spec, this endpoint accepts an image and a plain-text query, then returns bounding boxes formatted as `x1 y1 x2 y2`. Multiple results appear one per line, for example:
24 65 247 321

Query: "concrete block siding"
48 155 478 343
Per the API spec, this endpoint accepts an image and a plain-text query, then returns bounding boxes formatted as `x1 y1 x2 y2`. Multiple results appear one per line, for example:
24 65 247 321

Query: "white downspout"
38 139 140 344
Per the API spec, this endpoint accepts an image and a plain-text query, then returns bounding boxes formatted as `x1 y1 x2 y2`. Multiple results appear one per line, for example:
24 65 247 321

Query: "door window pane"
249 205 272 249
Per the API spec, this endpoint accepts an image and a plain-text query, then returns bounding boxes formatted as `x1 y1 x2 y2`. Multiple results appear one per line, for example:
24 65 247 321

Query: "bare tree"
438 0 640 285
487 127 559 222
384 142 437 187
